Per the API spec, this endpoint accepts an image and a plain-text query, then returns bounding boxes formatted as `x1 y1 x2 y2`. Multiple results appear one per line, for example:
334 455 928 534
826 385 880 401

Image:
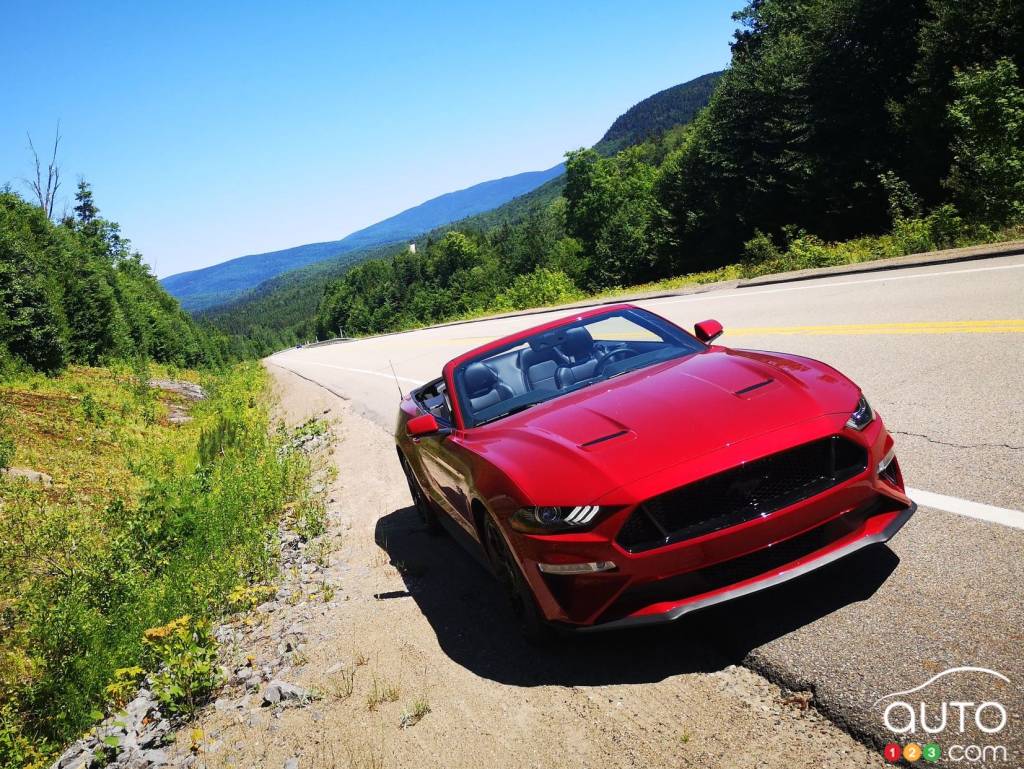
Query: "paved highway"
269 252 1024 761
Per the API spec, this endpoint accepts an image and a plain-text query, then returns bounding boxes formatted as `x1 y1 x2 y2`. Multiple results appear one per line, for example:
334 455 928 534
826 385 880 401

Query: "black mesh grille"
616 436 867 553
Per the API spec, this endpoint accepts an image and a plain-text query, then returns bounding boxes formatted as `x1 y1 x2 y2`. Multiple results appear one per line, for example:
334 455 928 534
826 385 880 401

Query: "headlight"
846 395 874 431
510 505 604 533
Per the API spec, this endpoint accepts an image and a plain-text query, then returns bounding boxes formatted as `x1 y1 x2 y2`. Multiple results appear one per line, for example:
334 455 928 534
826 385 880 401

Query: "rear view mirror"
407 413 441 437
694 319 724 343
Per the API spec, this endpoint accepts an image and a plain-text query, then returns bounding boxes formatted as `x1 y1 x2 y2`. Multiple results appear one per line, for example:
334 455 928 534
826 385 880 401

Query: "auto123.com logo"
873 666 1013 764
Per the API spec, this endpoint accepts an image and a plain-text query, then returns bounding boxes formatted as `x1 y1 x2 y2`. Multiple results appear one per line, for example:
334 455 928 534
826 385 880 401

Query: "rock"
262 680 311 706
1 467 53 486
142 749 169 766
284 759 299 769
147 379 206 400
166 405 192 425
137 718 170 748
56 743 90 768
256 600 279 613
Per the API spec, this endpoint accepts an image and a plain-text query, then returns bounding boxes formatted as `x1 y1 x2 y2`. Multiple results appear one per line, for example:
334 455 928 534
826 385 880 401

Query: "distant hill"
162 163 565 311
202 70 723 349
594 71 723 155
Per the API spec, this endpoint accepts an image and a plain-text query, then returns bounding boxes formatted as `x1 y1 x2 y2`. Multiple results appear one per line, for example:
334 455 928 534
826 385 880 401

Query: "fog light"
537 561 616 575
877 446 896 475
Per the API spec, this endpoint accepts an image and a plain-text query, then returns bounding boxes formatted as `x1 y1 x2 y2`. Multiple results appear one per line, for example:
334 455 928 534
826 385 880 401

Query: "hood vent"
579 429 630 448
734 378 774 396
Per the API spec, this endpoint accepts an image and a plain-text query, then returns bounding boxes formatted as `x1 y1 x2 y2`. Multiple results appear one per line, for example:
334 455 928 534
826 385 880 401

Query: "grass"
365 676 400 711
399 697 431 728
0 360 310 767
325 667 357 701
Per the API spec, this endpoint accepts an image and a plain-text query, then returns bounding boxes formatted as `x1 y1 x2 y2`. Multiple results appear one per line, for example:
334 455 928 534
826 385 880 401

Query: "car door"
416 431 477 537
410 384 477 537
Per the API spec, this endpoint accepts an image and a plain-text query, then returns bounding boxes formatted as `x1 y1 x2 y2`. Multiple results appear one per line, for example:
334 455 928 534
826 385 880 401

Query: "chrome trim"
577 501 916 633
538 560 616 575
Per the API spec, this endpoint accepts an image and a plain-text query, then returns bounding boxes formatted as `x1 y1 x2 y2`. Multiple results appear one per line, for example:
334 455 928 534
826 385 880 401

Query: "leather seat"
464 362 514 412
555 327 600 387
518 346 566 391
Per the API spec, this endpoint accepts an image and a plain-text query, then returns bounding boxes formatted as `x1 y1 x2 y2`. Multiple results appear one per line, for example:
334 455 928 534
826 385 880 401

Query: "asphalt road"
269 253 1024 763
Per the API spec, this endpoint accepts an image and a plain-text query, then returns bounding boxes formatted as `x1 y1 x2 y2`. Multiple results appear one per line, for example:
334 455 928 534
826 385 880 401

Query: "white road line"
648 262 1024 306
906 487 1024 531
272 357 425 385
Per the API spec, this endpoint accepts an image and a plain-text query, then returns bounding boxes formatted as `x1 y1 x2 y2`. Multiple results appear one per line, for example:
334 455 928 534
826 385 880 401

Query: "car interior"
414 309 705 428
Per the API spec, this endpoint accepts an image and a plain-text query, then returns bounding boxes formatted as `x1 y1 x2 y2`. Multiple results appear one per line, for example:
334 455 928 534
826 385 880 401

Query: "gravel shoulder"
153 363 889 769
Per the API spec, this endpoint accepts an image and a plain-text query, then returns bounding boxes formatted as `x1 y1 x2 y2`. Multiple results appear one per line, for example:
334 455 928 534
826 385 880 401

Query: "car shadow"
373 505 899 687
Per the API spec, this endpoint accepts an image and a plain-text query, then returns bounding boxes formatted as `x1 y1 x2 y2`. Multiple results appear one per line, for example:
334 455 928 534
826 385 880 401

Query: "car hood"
470 348 861 503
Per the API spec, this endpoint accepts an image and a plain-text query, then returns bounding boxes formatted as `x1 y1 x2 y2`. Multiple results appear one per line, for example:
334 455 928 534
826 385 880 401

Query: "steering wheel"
594 347 639 376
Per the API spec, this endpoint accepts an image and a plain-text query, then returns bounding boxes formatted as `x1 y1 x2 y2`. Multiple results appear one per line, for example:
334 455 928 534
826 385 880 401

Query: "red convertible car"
395 304 914 639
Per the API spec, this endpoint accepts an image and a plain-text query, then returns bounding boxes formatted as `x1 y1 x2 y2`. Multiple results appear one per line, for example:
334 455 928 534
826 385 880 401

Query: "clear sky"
2 1 739 277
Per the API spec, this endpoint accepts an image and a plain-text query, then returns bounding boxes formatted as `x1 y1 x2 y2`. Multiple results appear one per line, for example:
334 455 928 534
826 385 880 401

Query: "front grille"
616 436 867 552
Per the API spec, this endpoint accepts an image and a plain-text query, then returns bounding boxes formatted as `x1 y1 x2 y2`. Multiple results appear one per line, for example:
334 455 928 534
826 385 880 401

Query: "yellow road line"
415 320 1024 344
728 320 1024 336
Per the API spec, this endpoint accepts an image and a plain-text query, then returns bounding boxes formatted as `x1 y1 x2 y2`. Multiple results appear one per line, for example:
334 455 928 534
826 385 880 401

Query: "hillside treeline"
0 185 232 374
317 0 1024 339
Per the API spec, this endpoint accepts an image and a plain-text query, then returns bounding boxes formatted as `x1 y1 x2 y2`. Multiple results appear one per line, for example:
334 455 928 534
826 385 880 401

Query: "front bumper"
576 499 915 631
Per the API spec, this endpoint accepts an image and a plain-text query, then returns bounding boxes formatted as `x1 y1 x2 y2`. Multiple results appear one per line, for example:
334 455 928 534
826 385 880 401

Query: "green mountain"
594 71 723 155
161 163 564 312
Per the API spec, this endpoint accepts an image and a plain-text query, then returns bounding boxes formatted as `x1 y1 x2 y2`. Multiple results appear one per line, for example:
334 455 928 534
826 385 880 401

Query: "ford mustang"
395 304 915 639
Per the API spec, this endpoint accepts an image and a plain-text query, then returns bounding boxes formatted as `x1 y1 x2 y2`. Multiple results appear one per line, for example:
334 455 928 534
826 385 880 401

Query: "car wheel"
482 512 553 644
400 454 442 535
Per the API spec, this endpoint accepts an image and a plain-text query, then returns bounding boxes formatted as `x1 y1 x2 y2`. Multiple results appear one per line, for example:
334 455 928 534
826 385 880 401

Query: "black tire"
400 454 442 535
482 512 553 644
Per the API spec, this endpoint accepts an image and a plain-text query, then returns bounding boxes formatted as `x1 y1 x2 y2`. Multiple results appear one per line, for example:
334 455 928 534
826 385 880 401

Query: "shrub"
80 393 106 425
0 403 14 469
492 268 581 312
0 435 12 470
227 584 277 612
143 616 223 716
787 234 847 269
741 230 781 265
0 703 45 769
104 666 145 709
945 58 1024 227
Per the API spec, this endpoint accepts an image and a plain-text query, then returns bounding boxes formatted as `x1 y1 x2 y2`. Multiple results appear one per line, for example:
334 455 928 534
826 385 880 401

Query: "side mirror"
694 319 724 344
407 413 442 438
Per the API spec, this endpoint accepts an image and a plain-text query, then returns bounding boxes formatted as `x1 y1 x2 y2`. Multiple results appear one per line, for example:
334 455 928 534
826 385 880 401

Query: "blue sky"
2 1 739 277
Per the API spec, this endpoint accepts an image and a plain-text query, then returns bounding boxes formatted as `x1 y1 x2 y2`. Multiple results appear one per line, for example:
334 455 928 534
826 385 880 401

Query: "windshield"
453 308 705 428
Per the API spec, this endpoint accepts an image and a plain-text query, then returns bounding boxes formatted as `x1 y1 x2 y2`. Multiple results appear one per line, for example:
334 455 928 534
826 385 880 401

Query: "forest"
0 182 236 376
316 0 1024 340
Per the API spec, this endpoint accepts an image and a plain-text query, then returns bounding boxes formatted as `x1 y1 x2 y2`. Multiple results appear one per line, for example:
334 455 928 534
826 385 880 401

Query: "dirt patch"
161 363 884 769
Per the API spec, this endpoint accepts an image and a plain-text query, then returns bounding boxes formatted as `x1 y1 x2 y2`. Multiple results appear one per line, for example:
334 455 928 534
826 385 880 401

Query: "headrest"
562 327 594 358
464 362 497 396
